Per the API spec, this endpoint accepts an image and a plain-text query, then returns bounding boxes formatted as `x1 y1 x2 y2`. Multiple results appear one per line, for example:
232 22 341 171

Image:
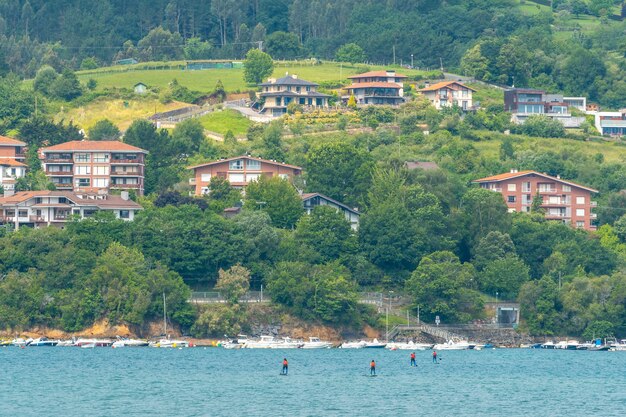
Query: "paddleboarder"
432 350 438 363
410 352 416 366
282 358 288 375
370 359 376 375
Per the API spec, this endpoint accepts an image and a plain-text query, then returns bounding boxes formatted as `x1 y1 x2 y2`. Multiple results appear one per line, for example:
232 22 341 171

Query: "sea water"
1 347 625 416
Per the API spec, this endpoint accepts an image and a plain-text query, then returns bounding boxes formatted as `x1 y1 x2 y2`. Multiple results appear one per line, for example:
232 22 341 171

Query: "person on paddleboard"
282 358 288 375
370 359 376 375
432 350 438 363
410 352 416 366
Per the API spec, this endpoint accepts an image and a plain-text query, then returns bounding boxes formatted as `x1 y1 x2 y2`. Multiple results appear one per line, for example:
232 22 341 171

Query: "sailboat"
150 292 191 348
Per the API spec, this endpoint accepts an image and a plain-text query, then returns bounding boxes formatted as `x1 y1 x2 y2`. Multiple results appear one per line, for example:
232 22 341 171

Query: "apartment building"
473 170 598 231
258 75 330 116
0 190 142 229
40 140 147 196
594 110 626 136
343 70 406 106
0 135 27 191
418 81 476 110
188 156 302 195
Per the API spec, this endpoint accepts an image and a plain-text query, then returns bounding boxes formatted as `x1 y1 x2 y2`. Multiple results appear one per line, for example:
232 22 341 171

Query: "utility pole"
439 57 444 72
257 41 263 51
411 54 414 68
163 292 167 336
393 45 396 65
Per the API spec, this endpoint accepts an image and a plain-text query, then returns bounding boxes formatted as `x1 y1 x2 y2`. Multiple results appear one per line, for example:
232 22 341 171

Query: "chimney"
121 191 129 201
292 74 298 79
386 70 396 76
424 81 430 88
556 175 560 179
510 169 518 174
3 189 14 197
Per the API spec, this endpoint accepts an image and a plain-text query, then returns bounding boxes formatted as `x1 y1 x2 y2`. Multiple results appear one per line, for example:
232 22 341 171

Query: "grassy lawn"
197 109 251 136
471 134 626 163
54 98 189 131
77 61 432 94
518 0 551 15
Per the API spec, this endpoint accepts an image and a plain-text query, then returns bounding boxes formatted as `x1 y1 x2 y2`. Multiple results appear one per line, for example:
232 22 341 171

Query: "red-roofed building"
473 170 598 230
418 81 476 110
0 135 27 191
40 140 148 196
0 190 142 229
188 156 302 195
344 70 407 106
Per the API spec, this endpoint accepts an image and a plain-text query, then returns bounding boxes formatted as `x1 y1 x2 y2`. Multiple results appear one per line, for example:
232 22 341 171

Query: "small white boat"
301 337 333 349
112 338 149 348
29 337 59 347
610 339 626 351
56 339 75 347
339 341 367 349
386 341 432 350
541 341 557 349
12 338 29 347
150 339 190 348
81 342 96 349
74 338 113 347
363 339 387 349
243 335 276 349
433 340 470 350
269 337 303 349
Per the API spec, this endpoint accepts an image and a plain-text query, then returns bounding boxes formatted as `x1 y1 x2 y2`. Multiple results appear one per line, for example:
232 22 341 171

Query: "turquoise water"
2 347 626 416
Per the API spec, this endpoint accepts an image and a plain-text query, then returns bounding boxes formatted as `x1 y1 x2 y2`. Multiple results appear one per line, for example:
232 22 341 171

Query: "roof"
259 75 318 87
344 82 402 90
259 91 330 98
134 82 147 87
41 140 147 153
473 171 598 193
300 192 360 216
506 88 544 94
348 71 407 79
0 191 143 209
188 155 302 171
419 81 476 92
0 158 27 167
0 135 26 147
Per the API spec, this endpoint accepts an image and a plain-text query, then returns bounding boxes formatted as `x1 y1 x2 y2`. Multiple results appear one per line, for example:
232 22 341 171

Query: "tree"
88 119 121 140
184 37 213 60
49 69 83 101
459 188 511 255
137 27 184 61
243 49 274 84
479 255 530 299
215 264 251 304
518 275 561 335
405 251 482 323
520 115 565 138
265 31 303 60
335 43 367 64
473 231 516 270
80 57 98 70
33 65 59 95
244 176 303 228
583 320 614 341
262 120 285 161
295 206 355 262
18 116 83 147
171 118 205 154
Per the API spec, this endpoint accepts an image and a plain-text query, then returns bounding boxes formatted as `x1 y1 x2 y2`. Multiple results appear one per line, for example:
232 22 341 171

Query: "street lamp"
386 291 394 341
495 291 499 325
411 54 414 68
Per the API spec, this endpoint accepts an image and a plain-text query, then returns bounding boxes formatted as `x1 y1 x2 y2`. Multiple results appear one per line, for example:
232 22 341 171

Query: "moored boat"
363 339 386 348
541 341 556 349
150 339 190 348
433 340 470 350
301 337 333 349
339 341 367 349
243 335 276 349
269 337 303 349
29 337 59 347
112 338 149 348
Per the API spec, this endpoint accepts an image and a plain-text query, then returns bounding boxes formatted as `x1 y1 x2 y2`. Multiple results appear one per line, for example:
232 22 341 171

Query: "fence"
190 291 266 304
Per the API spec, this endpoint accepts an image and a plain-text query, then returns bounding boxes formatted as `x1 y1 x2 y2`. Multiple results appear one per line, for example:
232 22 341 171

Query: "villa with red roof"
344 70 407 106
473 170 598 230
419 81 476 110
188 156 302 195
40 140 148 196
0 135 27 192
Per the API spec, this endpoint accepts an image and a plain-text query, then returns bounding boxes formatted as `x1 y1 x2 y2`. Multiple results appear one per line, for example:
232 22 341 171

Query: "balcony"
14 153 25 159
545 213 569 219
29 216 46 222
53 216 69 221
110 171 141 176
46 170 73 176
111 183 140 189
541 199 570 207
111 159 141 164
52 183 72 189
45 158 73 163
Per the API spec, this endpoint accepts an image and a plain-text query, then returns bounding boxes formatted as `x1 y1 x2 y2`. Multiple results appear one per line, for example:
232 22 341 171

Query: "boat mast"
163 292 167 337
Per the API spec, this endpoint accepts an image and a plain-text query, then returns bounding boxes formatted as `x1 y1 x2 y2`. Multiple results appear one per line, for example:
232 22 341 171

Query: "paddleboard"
279 373 288 376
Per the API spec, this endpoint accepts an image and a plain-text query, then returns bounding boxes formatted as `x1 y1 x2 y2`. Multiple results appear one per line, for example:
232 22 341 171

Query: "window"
75 153 90 162
58 197 67 204
508 208 516 213
246 173 260 183
229 173 244 183
538 183 554 192
507 196 516 203
229 159 244 170
562 185 571 192
201 174 211 182
247 159 261 170
35 198 42 204
576 208 585 217
522 182 531 192
119 210 130 219
75 166 91 175
93 166 109 176
93 153 109 162
18 210 27 218
93 178 109 188
507 184 516 192
73 209 80 216
576 221 585 228
576 196 585 204
76 178 90 187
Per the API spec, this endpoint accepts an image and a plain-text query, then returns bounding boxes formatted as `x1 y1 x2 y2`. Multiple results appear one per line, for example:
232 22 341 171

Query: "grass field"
197 109 251 136
77 61 432 94
54 98 189 131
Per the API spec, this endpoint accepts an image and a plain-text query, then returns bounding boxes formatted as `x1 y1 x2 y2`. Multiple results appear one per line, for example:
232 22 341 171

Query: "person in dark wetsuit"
282 358 288 375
